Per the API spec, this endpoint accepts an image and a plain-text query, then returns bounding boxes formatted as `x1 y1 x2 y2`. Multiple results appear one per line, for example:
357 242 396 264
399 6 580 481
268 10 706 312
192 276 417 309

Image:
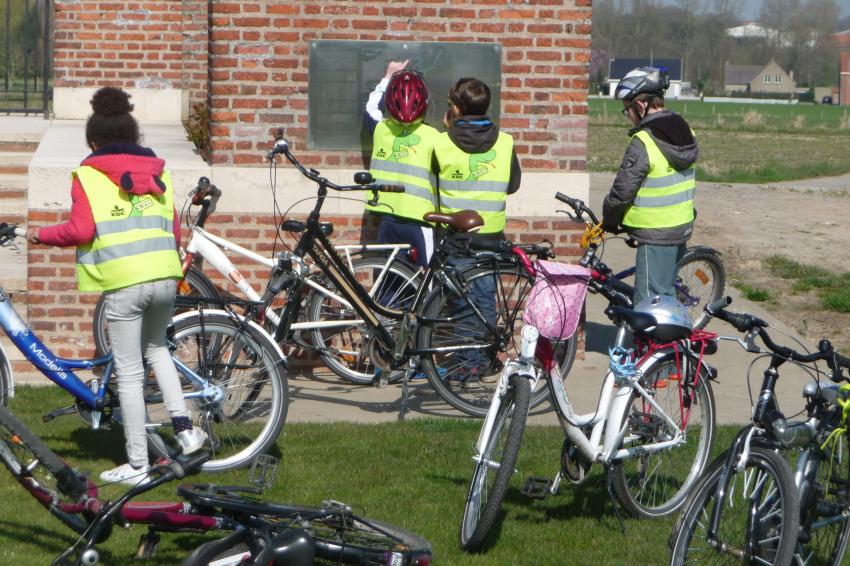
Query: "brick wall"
53 0 208 108
36 0 590 360
208 0 591 168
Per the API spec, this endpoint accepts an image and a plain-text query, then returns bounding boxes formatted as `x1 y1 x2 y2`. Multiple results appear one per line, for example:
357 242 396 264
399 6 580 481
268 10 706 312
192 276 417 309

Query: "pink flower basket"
523 260 591 340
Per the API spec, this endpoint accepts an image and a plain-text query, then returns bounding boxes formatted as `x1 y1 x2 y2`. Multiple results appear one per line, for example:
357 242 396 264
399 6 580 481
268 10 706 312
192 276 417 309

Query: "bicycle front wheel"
306 254 419 385
146 313 288 471
610 354 716 518
460 374 530 552
676 249 725 330
795 425 850 565
93 266 219 355
669 446 799 566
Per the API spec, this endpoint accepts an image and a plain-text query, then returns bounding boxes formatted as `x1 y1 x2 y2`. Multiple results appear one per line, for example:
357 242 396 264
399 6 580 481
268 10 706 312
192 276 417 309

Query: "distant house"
604 57 684 98
723 61 796 95
838 30 850 105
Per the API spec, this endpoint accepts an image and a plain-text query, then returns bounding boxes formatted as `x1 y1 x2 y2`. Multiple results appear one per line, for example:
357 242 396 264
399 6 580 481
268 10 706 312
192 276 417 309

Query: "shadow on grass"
0 518 85 557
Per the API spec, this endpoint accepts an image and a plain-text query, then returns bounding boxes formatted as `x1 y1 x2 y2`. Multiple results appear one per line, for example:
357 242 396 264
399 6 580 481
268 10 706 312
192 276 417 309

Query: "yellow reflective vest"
365 119 439 224
622 130 696 229
74 166 182 292
433 131 513 234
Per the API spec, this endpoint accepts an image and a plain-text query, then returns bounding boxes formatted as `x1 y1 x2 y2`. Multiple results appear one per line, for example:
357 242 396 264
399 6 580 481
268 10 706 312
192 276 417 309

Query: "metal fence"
1 0 51 117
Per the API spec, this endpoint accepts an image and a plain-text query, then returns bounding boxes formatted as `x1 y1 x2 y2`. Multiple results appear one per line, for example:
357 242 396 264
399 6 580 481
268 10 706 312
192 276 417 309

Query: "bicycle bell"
633 295 693 341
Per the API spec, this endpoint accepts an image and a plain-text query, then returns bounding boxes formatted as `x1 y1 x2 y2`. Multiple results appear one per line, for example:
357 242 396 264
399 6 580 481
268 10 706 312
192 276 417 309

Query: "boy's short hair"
449 78 490 116
634 92 665 110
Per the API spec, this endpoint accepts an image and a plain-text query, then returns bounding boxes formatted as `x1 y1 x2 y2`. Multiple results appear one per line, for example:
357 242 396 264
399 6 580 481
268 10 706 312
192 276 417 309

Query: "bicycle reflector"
580 223 604 250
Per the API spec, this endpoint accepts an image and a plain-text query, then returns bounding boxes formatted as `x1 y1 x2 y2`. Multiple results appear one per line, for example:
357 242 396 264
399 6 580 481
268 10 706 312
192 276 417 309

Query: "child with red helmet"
363 60 439 267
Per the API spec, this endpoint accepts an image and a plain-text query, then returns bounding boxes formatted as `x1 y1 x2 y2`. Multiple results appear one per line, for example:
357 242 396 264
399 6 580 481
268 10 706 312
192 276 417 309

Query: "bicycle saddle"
605 306 692 341
422 210 484 232
280 219 333 236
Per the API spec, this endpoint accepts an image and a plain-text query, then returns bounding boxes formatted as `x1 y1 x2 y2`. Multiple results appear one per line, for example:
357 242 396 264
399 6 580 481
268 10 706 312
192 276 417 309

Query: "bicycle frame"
184 224 411 332
0 284 232 427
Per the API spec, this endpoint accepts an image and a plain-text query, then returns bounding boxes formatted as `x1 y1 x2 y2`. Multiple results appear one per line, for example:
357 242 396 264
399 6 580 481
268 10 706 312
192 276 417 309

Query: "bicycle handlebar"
0 223 25 246
707 296 850 381
267 135 404 195
555 192 600 225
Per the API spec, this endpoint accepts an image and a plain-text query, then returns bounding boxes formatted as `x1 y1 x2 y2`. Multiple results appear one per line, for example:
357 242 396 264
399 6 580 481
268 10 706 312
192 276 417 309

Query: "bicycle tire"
416 262 568 416
795 421 850 565
93 266 220 356
179 484 432 565
305 253 419 385
676 248 725 330
609 354 715 518
0 346 11 407
0 406 88 506
669 446 799 566
146 313 288 471
460 374 530 552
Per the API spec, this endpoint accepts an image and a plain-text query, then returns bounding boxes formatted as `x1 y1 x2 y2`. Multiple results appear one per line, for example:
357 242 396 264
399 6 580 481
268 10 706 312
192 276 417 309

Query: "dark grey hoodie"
602 109 699 245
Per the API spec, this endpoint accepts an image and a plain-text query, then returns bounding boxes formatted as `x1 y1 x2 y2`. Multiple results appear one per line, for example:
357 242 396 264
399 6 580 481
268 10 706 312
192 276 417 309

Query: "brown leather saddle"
422 210 484 232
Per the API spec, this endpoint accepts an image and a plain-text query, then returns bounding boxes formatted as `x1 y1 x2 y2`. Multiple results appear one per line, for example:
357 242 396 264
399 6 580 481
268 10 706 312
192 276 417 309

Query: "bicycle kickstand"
605 465 627 535
398 357 418 422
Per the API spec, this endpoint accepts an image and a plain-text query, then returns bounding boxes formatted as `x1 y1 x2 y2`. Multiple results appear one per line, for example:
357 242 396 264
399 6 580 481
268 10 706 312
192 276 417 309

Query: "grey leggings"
105 278 189 467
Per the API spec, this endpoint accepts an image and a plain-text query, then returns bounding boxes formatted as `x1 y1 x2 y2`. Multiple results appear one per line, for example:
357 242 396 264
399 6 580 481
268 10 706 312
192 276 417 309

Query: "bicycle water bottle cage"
609 346 637 385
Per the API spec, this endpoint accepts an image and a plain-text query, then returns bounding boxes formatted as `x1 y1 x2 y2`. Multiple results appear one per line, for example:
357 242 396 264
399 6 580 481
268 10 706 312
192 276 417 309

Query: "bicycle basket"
523 260 591 340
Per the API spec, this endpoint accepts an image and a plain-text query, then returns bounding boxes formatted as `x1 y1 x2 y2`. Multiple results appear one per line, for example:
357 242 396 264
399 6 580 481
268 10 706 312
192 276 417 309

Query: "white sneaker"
100 463 151 486
176 428 207 455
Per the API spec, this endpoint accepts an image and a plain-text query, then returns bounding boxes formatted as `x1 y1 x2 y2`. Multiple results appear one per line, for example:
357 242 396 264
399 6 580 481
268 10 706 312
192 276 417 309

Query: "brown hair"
85 87 139 150
634 92 664 110
448 78 491 116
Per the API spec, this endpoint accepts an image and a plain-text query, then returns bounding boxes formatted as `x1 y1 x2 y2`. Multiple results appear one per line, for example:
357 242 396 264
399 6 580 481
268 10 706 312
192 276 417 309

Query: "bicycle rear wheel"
610 353 716 518
93 266 219 355
460 374 530 552
676 249 725 330
669 446 799 566
146 313 288 471
417 262 569 416
795 424 850 565
306 254 419 384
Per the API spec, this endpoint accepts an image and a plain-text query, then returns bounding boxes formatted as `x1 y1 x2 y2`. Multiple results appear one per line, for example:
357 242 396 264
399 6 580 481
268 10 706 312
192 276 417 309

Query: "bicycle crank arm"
42 405 77 423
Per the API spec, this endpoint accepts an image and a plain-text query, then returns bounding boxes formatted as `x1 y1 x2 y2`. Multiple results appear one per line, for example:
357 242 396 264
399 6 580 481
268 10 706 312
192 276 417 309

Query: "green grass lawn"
0 386 742 565
589 98 850 183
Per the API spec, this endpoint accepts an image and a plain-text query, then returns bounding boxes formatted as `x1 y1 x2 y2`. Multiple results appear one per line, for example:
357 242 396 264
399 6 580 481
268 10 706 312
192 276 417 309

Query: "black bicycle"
263 134 571 417
669 297 850 566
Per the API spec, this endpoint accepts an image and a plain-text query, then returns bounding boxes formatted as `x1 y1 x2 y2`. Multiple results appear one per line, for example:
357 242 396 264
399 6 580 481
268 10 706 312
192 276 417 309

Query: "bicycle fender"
0 339 13 400
682 245 722 258
171 309 288 367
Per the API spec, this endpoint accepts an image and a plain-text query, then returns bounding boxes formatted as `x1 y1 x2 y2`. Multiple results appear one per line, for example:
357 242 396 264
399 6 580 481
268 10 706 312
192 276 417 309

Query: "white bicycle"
459 255 719 552
93 177 420 385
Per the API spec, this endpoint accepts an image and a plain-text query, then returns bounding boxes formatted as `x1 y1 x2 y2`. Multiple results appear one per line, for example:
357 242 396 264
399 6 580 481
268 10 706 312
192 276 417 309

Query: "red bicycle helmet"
385 70 429 123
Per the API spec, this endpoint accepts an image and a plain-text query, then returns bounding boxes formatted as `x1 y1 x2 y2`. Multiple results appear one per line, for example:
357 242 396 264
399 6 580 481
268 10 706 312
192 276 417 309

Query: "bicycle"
0 223 288 471
265 135 569 417
91 176 419 386
0 403 431 565
669 297 850 566
459 212 720 551
554 192 725 329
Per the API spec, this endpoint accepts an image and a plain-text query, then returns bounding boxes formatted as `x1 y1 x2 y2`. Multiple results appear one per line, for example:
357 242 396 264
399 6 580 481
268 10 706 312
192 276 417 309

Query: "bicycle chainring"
561 434 591 484
367 335 393 372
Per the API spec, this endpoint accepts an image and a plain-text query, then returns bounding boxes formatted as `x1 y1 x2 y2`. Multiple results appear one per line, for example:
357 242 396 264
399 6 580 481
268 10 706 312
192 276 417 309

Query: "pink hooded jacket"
38 147 181 248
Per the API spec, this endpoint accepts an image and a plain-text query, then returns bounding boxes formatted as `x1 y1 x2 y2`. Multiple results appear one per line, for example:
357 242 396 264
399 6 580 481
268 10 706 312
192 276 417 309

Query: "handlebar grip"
706 296 732 316
196 176 210 190
555 192 577 206
377 184 405 193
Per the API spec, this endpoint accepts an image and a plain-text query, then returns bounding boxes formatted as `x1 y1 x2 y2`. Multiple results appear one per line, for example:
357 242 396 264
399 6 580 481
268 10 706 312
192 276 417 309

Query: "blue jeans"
450 257 496 371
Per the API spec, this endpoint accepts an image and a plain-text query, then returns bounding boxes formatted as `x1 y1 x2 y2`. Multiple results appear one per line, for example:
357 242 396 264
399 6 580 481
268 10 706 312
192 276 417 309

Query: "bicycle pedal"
136 530 161 559
522 476 554 499
248 453 279 490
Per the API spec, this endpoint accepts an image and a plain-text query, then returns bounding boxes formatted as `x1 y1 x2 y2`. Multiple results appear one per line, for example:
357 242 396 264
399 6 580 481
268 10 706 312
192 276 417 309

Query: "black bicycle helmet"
614 66 670 101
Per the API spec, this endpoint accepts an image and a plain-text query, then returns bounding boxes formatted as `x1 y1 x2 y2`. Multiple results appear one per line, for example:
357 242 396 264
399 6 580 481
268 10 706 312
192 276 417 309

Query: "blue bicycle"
0 223 289 471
